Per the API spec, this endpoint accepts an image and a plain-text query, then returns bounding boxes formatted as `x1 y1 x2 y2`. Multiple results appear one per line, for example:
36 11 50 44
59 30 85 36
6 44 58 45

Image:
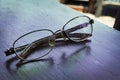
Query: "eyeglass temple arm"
64 19 94 34
4 33 87 57
18 33 91 60
55 19 94 39
5 19 94 56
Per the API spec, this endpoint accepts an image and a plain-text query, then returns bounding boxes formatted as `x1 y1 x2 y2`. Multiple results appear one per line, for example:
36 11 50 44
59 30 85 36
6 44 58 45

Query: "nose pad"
60 31 67 41
48 35 55 47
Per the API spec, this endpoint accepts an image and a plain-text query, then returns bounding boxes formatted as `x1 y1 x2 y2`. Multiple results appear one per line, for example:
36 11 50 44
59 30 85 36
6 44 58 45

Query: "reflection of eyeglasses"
5 16 94 61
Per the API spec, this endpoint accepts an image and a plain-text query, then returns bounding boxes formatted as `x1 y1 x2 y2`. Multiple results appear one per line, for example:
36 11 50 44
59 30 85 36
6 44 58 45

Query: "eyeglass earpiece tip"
4 49 10 56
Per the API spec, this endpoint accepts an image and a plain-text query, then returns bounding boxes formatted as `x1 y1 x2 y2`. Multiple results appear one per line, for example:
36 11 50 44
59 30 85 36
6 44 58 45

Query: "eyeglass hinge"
4 47 15 56
89 19 94 24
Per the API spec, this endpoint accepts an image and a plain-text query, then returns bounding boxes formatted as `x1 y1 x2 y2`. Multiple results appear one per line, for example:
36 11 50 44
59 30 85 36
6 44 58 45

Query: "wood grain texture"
0 0 120 80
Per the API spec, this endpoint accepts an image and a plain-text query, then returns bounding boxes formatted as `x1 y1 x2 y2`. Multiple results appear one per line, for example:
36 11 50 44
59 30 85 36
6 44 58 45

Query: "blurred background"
59 0 120 30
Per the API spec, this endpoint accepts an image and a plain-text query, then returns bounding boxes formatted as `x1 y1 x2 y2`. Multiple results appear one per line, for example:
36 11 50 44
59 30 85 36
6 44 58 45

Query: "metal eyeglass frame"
5 15 94 61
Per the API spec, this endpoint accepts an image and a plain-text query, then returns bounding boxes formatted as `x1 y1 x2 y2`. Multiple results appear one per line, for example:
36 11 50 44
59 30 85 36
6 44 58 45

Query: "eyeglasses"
5 16 94 62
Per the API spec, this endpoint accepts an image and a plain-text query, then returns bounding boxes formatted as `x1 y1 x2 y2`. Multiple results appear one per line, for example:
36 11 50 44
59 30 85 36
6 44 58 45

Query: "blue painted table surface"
0 0 120 80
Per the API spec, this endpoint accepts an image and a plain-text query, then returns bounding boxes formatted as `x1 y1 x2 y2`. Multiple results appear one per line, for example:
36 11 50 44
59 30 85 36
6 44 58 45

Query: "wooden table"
0 0 120 80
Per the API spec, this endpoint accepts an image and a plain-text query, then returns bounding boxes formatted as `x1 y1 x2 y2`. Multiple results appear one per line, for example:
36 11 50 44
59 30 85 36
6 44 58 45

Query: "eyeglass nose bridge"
48 34 56 47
